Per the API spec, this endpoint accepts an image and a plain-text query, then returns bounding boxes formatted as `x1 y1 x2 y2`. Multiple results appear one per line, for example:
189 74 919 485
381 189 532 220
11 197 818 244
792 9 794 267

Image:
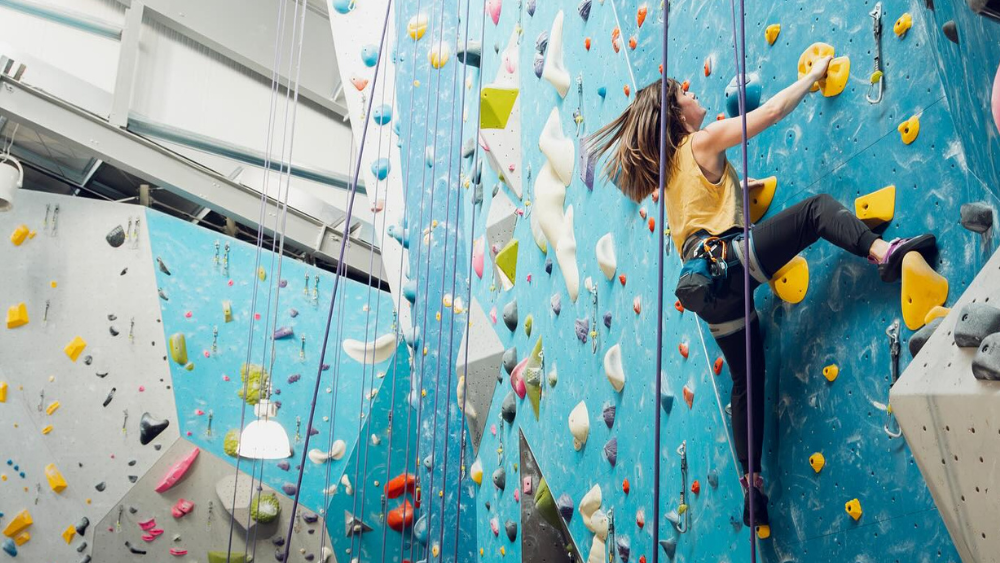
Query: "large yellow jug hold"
898 115 920 144
809 452 826 473
855 185 896 227
822 364 839 382
765 24 781 46
821 56 851 97
749 176 777 222
924 305 950 325
901 252 948 330
44 464 67 493
2 509 32 537
407 13 428 40
9 225 29 246
845 498 863 521
798 42 835 92
168 333 189 365
63 336 87 362
6 303 28 329
769 255 809 304
894 13 913 37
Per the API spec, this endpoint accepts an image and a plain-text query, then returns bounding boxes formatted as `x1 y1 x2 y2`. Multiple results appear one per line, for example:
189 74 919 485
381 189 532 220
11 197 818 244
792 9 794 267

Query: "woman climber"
587 56 936 528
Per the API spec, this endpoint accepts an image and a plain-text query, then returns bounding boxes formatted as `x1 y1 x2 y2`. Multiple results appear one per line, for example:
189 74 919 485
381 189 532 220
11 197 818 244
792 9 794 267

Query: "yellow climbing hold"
169 333 189 365
433 545 441 557
12 532 29 546
61 525 75 544
894 13 912 37
901 252 948 330
924 305 950 325
407 13 428 40
495 239 519 288
756 524 771 539
822 364 839 382
6 303 28 329
45 400 60 416
764 24 781 45
798 42 835 92
480 87 519 130
749 176 777 222
769 256 809 304
870 70 884 84
855 185 896 227
9 225 29 246
0 381 7 403
500 546 506 556
3 509 32 537
44 463 67 493
41 425 53 435
809 452 825 473
223 300 233 323
820 56 851 97
845 498 863 521
428 42 450 69
64 336 87 362
898 115 920 144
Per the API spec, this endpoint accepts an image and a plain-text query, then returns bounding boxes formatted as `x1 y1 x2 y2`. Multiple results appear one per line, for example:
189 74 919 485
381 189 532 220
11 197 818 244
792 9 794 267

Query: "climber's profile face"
677 89 707 130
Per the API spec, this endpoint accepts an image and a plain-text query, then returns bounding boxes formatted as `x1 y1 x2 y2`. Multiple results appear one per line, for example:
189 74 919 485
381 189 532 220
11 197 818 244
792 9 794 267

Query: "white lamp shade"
238 402 291 460
0 156 23 212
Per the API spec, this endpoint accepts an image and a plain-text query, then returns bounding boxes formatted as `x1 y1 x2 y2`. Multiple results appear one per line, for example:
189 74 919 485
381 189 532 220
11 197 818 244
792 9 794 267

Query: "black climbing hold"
660 538 677 559
942 21 959 43
128 506 138 514
533 53 545 78
75 517 90 536
504 520 518 542
492 467 506 491
603 312 613 328
602 405 616 428
909 318 943 357
108 314 117 321
96 372 108 378
106 226 125 248
302 512 318 524
473 158 483 184
125 540 147 555
275 550 287 562
79 556 92 563
603 438 618 467
272 536 285 546
544 259 553 274
456 41 482 68
77 541 88 553
304 554 315 561
128 475 138 483
128 460 136 466
103 388 116 407
473 182 484 206
960 202 993 233
954 303 1000 347
95 481 106 492
484 501 491 511
577 0 592 21
972 333 1000 381
158 288 169 301
157 257 171 275
84 355 93 365
535 31 549 55
503 300 518 331
502 347 518 375
109 326 119 337
616 536 631 563
462 138 477 159
556 493 573 521
121 268 128 276
139 412 170 446
501 392 517 423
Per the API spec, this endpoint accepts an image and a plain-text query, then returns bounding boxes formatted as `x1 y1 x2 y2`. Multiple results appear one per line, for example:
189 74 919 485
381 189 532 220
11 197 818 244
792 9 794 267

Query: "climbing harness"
674 234 736 314
884 320 903 438
867 2 885 104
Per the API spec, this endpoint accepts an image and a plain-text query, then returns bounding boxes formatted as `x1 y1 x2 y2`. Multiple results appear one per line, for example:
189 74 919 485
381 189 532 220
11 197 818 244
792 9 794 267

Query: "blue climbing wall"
147 209 409 518
417 0 1000 561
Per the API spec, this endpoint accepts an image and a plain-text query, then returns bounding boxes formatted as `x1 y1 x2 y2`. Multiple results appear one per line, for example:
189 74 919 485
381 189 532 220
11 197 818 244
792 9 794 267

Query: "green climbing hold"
238 364 269 405
480 87 519 129
168 333 188 365
524 314 534 337
495 239 519 287
250 492 281 523
524 338 543 419
534 478 562 529
208 552 247 563
223 429 240 457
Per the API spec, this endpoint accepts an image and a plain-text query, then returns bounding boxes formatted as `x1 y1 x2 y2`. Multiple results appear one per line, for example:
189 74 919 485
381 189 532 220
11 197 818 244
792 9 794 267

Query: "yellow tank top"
664 134 744 255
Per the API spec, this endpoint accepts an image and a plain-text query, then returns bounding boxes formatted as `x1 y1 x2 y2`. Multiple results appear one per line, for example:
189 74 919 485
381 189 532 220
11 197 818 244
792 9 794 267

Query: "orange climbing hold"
659 64 663 75
623 479 630 494
647 218 655 232
683 385 694 408
679 343 689 358
713 357 724 375
674 300 684 313
387 500 415 532
716 113 725 121
637 4 648 27
585 37 591 51
629 36 637 50
612 27 621 53
704 57 712 76
385 473 416 499
691 480 700 495
636 510 645 529
619 275 627 286
624 85 631 97
681 80 689 92
633 296 642 314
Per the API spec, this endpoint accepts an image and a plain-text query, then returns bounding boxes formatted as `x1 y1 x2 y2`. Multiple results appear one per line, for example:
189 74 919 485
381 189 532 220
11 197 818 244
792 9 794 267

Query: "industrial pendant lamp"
0 154 23 212
238 393 291 460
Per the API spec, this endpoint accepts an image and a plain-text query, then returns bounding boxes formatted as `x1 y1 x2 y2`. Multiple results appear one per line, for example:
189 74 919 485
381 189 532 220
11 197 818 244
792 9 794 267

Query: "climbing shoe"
874 234 937 283
741 476 770 528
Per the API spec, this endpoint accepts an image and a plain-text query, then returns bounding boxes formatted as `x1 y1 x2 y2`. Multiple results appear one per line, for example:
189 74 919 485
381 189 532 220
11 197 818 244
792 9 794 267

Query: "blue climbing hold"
372 104 393 126
331 0 354 14
371 158 391 180
403 280 417 304
413 514 429 544
2 538 16 557
393 119 402 136
724 72 762 118
660 378 675 414
387 223 409 248
361 44 379 67
597 86 607 98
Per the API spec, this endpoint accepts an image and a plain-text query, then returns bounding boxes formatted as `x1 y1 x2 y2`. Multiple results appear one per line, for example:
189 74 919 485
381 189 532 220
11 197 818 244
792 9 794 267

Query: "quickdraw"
884 320 903 438
867 2 885 104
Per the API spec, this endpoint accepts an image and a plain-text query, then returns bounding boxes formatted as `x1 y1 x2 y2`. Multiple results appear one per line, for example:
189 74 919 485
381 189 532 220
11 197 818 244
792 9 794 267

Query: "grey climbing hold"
109 326 119 337
575 318 589 343
954 303 1000 347
603 312 612 328
972 333 1000 381
77 542 88 553
910 317 943 357
942 20 959 43
535 31 548 54
289 308 299 318
544 258 553 274
158 288 169 301
473 158 483 183
462 138 477 158
503 347 518 374
960 202 993 233
281 483 297 496
456 41 482 67
707 469 719 489
127 475 138 483
551 293 562 316
602 404 616 428
577 0 592 21
413 514 429 544
95 481 106 492
603 438 618 467
75 517 90 536
493 467 506 491
665 510 680 526
616 536 631 563
139 412 170 446
533 53 545 78
473 182 484 206
660 538 677 559
423 455 433 470
273 536 285 546
504 520 518 541
526 0 536 16
345 511 373 536
501 392 517 423
157 257 171 275
556 493 574 521
125 541 147 555
503 300 518 331
579 139 596 190
106 225 125 247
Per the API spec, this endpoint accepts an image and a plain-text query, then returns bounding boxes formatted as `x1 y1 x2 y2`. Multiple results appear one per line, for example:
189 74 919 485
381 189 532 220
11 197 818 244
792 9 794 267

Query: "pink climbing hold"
171 499 195 519
227 280 233 286
491 424 497 436
350 76 369 91
195 409 204 416
510 357 529 399
154 447 200 493
526 274 532 283
486 0 502 25
141 534 155 542
523 476 532 495
138 386 145 392
169 548 188 556
184 311 192 318
514 488 520 502
138 518 156 531
254 313 261 320
490 306 498 324
203 351 210 358
473 238 485 279
504 53 515 74
150 529 164 537
223 375 230 382
993 62 1000 136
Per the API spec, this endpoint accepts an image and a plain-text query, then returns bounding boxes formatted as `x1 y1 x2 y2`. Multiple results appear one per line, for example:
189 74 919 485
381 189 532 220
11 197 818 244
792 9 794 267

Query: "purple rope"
727 0 756 558
279 0 394 558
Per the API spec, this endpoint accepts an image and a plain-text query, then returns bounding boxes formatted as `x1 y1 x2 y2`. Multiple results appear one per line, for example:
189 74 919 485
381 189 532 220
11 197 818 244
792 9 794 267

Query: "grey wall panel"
0 190 178 561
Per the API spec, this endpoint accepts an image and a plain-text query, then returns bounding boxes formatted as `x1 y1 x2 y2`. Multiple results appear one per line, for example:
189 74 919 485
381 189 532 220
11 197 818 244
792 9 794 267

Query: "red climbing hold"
585 37 591 51
639 207 647 219
633 296 642 314
640 556 647 563
659 63 663 75
704 58 712 76
691 480 701 495
385 473 416 499
652 188 660 203
713 357 724 375
674 300 684 313
678 343 689 358
637 4 648 27
619 274 627 286
681 80 690 92
629 36 637 50
623 479 630 494
612 27 621 53
624 84 631 97
526 273 532 283
683 385 694 408
636 510 645 529
716 113 726 121
647 218 655 232
388 500 414 532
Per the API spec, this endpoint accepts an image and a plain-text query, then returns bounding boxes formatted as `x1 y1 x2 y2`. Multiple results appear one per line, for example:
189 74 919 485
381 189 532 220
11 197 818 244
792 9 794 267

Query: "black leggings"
694 194 880 475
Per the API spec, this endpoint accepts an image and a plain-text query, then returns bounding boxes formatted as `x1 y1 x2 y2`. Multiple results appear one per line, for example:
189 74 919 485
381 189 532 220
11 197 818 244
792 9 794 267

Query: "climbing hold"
660 383 675 414
480 87 519 129
342 333 397 364
845 498 863 521
456 40 482 67
542 11 570 97
44 463 67 493
855 185 896 227
155 447 199 493
208 552 246 563
223 429 240 457
955 303 1000 348
407 13 428 40
569 401 590 450
683 385 694 409
636 3 648 26
769 255 809 303
634 296 642 314
901 252 948 330
725 72 762 117
574 318 589 343
0 381 6 403
2 509 32 537
168 333 188 365
250 492 281 524
765 24 781 45
371 157 390 180
360 44 379 67
501 392 517 423
612 27 622 53
9 224 29 246
659 538 677 559
713 357 724 375
139 412 170 446
556 206 580 302
942 20 959 43
533 163 566 253
502 347 518 374
496 239 519 288
924 306 950 325
471 459 483 485
898 115 920 144
809 452 825 473
171 498 194 519
757 525 771 539
539 108 575 186
493 467 506 491
675 300 684 312
822 364 839 382
1 539 16 557
472 238 485 279
707 469 719 488
64 336 87 362
524 338 544 418
551 293 562 316
820 56 851 97
222 300 233 323
973 333 1000 380
490 518 500 537
428 41 450 69
596 233 617 280
5 303 27 329
960 202 994 233
870 70 884 84
603 404 616 428
554 492 574 523
798 42 835 92
910 317 943 357
691 480 701 495
678 343 688 358
524 314 534 337
388 500 415 532
604 438 618 467
746 175 777 223
487 0 502 24
350 75 368 91
579 485 602 531
61 525 75 544
894 13 912 37
502 300 518 331
604 344 626 392
704 57 711 76
628 36 637 50
624 84 631 97
597 86 607 98
372 104 393 126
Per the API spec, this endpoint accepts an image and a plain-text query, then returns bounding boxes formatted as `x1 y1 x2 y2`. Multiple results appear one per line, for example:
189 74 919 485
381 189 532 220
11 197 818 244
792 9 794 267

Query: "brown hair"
587 78 688 202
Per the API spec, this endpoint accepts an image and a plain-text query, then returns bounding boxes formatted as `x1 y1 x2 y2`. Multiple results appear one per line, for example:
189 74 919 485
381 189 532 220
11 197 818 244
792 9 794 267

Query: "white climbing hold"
532 162 566 252
555 205 580 302
579 484 602 531
330 439 347 460
321 546 333 562
603 344 625 392
587 537 606 563
539 108 575 186
541 11 570 97
529 206 548 253
457 375 479 420
590 509 610 541
308 449 329 465
470 458 484 485
343 333 397 364
341 474 354 495
568 400 590 450
596 233 617 280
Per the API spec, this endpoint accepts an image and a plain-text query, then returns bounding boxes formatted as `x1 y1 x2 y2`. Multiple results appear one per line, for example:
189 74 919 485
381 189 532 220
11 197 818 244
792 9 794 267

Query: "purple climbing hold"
287 374 301 384
544 259 553 274
526 0 535 16
302 512 318 524
308 426 320 436
603 312 612 328
273 327 294 340
275 550 286 562
273 536 286 546
579 139 596 190
550 294 562 316
278 279 288 288
277 461 290 471
289 308 299 318
602 404 616 428
578 0 592 21
533 53 545 78
321 364 330 371
604 438 618 467
616 536 631 563
282 483 298 496
535 31 548 54
556 493 573 521
575 318 589 343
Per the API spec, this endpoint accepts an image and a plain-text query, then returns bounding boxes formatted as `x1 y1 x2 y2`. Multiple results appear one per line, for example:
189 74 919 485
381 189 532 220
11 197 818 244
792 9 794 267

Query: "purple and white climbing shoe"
741 475 770 527
870 234 937 283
